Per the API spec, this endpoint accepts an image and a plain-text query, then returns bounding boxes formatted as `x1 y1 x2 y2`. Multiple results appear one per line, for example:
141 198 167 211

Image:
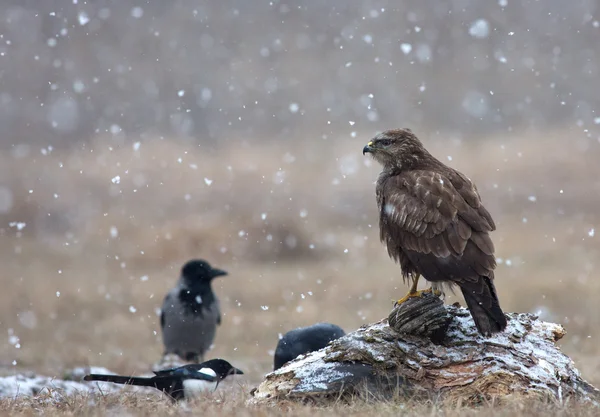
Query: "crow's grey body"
161 287 221 362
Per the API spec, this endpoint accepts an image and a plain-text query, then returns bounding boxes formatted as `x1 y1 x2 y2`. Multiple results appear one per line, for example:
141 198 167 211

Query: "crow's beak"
231 367 244 375
363 141 374 155
211 268 228 278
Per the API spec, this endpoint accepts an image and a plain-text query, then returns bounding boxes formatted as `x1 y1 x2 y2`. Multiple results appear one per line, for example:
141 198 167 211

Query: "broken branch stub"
387 293 452 342
250 299 599 406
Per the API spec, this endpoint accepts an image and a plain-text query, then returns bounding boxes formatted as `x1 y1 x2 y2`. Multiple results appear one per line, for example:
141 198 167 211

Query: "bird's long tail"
84 374 155 387
459 277 507 336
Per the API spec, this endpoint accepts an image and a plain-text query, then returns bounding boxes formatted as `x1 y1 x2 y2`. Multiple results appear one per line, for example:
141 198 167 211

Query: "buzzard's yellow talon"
396 288 440 305
396 291 420 305
396 274 443 305
395 273 422 305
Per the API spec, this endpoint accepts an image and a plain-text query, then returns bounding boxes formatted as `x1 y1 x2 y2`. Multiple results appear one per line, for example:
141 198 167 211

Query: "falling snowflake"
130 7 144 18
469 19 490 38
8 222 26 231
400 43 412 55
78 12 90 26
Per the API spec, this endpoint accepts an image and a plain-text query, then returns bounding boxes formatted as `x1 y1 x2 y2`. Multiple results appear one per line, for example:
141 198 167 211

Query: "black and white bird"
274 323 346 370
160 259 227 362
84 359 244 401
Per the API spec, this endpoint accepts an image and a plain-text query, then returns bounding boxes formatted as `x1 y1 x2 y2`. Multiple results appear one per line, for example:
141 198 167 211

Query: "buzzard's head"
362 128 425 168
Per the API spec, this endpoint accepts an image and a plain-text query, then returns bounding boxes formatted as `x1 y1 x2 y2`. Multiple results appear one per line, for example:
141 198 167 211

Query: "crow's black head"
200 359 244 380
177 259 226 317
180 259 227 286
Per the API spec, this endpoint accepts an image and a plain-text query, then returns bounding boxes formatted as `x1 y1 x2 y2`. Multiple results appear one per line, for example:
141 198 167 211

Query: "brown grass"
1 389 598 417
0 128 599 415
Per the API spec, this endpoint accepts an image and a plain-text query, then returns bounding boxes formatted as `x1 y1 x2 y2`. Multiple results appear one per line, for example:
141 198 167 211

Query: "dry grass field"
1 128 599 415
3 392 600 417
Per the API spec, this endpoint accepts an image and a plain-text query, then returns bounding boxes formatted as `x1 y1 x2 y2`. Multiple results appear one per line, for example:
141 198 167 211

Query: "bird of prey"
274 323 346 370
84 359 243 401
160 259 227 362
363 128 507 336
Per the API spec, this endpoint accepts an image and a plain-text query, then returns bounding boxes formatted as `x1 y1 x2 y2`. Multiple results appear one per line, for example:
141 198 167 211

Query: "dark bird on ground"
84 359 244 401
274 323 346 370
363 128 507 336
160 259 227 362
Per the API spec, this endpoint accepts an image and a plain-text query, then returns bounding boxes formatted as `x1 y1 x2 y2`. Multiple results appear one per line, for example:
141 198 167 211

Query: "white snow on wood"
250 306 599 406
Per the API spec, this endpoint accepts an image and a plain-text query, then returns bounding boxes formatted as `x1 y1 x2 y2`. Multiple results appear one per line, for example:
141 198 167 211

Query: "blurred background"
1 0 599 387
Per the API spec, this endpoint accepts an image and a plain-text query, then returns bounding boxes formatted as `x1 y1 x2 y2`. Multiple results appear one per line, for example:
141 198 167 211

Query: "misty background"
2 0 599 146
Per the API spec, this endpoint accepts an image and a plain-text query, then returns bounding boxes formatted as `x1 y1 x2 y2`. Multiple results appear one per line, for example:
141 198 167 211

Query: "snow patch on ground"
0 366 156 400
0 373 102 400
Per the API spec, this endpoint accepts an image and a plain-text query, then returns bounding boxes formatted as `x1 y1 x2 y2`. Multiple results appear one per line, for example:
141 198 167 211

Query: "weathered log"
249 295 600 406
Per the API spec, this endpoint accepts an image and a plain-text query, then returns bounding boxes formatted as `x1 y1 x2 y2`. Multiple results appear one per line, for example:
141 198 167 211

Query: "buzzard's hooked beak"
362 141 374 155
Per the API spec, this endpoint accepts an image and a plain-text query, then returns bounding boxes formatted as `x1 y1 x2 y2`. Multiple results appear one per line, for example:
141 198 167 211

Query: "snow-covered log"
249 294 600 406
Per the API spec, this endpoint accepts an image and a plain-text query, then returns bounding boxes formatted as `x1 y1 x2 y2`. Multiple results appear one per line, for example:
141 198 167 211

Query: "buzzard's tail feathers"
459 277 507 336
84 374 155 387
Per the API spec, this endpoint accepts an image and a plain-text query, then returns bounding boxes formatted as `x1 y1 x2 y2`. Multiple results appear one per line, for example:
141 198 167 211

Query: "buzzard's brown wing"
378 169 506 335
378 169 495 274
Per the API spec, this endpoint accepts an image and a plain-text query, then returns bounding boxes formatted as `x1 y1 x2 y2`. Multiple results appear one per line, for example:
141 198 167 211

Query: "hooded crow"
84 359 243 401
160 259 227 362
274 322 346 370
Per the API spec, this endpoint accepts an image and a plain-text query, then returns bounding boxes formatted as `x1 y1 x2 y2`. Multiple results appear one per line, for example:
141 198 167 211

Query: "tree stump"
249 294 600 406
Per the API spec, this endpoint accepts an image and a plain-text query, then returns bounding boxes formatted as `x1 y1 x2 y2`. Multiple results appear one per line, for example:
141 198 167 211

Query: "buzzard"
363 128 507 336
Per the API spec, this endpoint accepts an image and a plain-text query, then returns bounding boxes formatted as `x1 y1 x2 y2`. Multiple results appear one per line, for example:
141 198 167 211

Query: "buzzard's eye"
379 139 392 147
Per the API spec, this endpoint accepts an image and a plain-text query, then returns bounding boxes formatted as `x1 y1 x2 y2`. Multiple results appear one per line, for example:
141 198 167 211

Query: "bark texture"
250 295 599 406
